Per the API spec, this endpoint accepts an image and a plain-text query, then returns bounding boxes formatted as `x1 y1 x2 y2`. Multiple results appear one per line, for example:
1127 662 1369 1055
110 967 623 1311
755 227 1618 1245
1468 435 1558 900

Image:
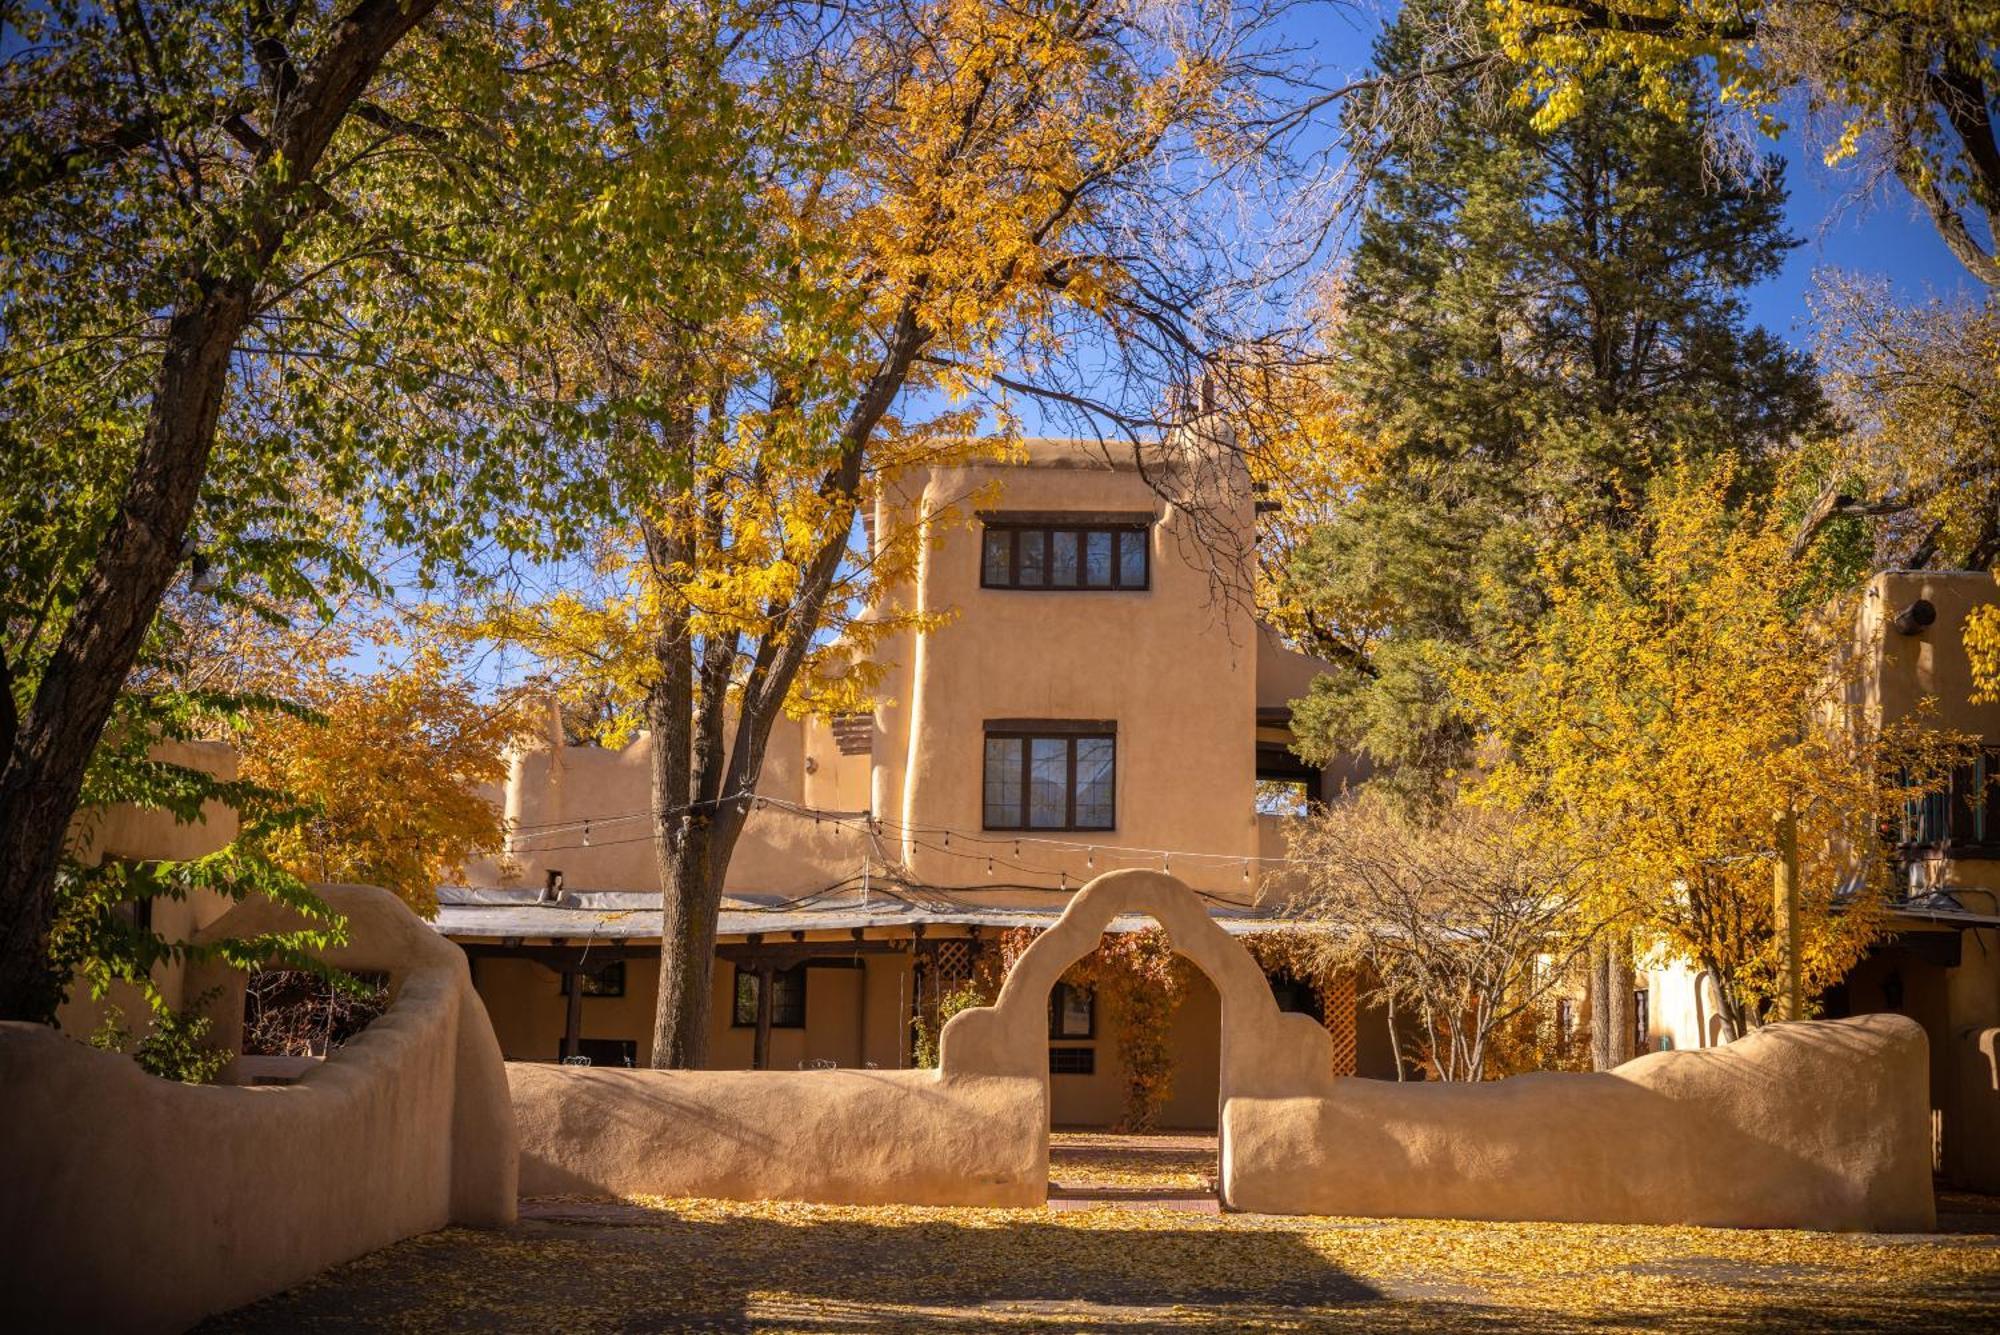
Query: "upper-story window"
979 512 1151 590
983 721 1116 830
1900 745 2000 852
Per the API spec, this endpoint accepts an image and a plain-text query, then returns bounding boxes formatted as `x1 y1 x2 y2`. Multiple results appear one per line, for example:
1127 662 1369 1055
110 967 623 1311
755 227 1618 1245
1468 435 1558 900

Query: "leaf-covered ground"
204 1135 2000 1333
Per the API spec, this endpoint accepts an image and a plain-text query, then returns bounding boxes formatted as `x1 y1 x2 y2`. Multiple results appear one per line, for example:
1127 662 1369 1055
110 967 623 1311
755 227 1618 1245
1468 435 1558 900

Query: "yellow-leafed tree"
240 650 530 919
460 0 1314 1067
1488 2 2000 287
1468 457 1960 1038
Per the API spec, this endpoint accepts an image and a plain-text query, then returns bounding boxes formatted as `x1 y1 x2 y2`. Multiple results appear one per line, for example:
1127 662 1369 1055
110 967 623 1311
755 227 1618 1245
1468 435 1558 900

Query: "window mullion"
1066 737 1077 830
1019 736 1030 830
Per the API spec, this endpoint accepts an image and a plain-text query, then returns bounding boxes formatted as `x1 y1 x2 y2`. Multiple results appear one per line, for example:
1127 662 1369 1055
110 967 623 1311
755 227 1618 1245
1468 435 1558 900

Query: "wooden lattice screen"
915 937 981 1022
1321 971 1358 1077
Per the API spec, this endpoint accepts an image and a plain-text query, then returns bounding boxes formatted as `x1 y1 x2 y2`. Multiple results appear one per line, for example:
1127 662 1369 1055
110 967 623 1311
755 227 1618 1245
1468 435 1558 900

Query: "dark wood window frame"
560 960 627 998
731 963 808 1028
979 513 1152 591
1048 981 1097 1039
983 722 1116 832
1049 1046 1096 1075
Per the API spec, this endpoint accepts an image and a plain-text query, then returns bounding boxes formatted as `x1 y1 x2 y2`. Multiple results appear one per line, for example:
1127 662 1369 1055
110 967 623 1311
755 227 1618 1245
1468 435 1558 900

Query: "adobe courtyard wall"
512 1063 1047 1206
505 871 1937 1230
0 884 517 1332
1228 1012 1934 1231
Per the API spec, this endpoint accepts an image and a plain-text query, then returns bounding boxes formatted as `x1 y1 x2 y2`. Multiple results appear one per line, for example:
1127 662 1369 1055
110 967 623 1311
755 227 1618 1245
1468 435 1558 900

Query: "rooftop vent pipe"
1891 599 1937 636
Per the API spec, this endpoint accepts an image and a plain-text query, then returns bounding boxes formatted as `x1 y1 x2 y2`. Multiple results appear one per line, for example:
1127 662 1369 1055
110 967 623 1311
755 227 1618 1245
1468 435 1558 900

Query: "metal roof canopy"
433 884 1304 944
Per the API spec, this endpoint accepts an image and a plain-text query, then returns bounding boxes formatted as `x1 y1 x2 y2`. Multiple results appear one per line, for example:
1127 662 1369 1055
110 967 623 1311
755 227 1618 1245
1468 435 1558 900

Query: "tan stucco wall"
1228 1013 1935 1231
489 721 874 895
0 883 517 1332
868 451 1266 903
1860 570 2000 735
512 1063 1047 1206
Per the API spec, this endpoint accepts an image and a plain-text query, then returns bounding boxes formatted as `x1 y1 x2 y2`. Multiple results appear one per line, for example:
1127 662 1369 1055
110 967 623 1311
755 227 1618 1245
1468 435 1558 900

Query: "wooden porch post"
562 970 583 1061
753 962 774 1070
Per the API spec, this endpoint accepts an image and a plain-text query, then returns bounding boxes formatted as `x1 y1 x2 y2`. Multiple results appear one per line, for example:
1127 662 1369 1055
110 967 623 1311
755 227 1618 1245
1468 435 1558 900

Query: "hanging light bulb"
943 830 951 849
1060 869 1068 891
986 856 995 876
1086 847 1095 869
1242 860 1250 883
582 822 592 847
1014 839 1021 857
1163 851 1171 872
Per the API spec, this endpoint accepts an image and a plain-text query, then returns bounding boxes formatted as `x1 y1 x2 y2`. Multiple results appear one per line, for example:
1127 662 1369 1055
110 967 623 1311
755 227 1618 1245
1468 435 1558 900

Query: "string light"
581 822 591 847
507 791 1310 866
986 856 994 876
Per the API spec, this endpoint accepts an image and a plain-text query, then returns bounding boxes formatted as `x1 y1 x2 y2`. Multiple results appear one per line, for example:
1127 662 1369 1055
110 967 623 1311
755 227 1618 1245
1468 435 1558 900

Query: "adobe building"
434 437 1388 1127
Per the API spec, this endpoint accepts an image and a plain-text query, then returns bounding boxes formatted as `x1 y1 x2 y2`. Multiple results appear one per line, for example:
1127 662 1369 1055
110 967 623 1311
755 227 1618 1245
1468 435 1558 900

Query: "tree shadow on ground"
199 1201 2000 1334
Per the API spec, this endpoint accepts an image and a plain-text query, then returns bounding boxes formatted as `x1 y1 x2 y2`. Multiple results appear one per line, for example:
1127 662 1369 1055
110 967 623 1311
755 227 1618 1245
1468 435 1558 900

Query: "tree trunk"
652 815 728 1068
0 0 438 1022
1587 934 1637 1071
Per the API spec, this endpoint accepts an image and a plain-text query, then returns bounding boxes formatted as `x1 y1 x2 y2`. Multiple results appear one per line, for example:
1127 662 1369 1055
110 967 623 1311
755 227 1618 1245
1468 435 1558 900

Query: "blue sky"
1749 139 1981 343
1290 3 1983 348
369 4 1989 692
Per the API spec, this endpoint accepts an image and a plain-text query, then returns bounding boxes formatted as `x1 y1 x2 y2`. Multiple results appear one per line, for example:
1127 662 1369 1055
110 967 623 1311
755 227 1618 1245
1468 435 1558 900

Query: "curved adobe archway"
934 869 1339 1203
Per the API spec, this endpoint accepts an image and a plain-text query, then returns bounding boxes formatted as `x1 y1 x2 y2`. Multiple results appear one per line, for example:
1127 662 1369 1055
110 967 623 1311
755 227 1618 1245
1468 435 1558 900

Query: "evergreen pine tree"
1284 5 1826 808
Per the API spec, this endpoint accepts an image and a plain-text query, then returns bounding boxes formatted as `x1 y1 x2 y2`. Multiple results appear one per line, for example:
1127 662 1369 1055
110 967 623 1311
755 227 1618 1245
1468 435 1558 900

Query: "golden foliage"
1815 279 2000 572
1466 457 1964 1035
239 649 533 918
213 1190 2000 1330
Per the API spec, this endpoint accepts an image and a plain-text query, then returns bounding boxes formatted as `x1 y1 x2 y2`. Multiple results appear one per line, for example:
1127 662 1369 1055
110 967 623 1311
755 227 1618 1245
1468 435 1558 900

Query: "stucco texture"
1229 1012 1934 1231
0 883 517 1332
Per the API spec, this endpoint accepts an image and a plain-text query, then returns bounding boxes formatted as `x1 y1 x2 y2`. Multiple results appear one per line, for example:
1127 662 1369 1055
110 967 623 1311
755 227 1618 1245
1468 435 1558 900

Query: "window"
985 724 1115 831
561 961 626 997
732 965 807 1028
1255 741 1321 817
1049 1047 1096 1075
1255 779 1311 818
1049 982 1096 1039
980 519 1150 590
1900 745 2000 851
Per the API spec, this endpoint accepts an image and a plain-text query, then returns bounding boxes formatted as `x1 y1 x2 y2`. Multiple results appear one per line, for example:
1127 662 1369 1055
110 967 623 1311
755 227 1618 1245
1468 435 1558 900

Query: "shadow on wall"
0 883 518 1334
510 869 1936 1231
